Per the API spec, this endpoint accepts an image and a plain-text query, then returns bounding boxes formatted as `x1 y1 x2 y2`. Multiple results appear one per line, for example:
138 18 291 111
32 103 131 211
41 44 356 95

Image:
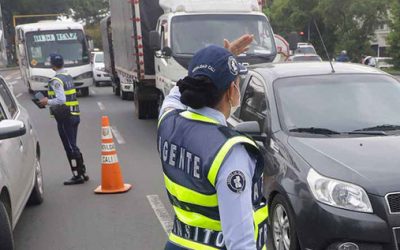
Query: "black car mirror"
235 121 268 142
149 31 161 51
162 47 173 57
0 120 26 140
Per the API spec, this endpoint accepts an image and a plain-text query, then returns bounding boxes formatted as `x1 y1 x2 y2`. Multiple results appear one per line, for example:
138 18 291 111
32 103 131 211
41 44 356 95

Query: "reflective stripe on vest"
48 74 80 116
159 110 268 249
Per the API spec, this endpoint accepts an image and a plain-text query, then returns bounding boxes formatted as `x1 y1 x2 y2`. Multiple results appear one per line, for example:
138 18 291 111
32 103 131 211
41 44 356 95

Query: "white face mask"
229 83 241 116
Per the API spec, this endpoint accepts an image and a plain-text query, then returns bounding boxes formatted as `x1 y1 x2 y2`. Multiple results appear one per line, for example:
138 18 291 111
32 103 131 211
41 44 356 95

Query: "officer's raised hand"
224 34 254 56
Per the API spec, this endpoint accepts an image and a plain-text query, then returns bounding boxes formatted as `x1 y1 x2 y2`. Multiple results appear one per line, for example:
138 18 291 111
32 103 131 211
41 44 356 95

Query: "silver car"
0 76 43 249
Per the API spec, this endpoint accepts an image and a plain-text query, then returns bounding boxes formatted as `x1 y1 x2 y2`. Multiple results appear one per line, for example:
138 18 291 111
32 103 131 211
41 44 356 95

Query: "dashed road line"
111 126 126 145
91 89 96 95
97 101 105 111
147 195 173 236
16 93 23 98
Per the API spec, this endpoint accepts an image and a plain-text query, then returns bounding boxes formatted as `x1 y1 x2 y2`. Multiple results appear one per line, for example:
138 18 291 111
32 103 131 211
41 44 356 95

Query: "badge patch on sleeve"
54 81 61 89
227 170 246 193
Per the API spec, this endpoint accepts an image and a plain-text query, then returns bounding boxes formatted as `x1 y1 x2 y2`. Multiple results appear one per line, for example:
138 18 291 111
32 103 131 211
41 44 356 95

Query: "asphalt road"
2 69 172 250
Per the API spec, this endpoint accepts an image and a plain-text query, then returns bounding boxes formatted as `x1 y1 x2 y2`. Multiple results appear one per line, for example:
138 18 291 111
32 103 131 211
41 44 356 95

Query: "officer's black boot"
64 157 85 185
77 153 89 181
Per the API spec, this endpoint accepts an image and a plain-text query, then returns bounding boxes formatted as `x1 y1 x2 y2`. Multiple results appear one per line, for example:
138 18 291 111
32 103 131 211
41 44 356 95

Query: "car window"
240 76 268 127
0 79 17 117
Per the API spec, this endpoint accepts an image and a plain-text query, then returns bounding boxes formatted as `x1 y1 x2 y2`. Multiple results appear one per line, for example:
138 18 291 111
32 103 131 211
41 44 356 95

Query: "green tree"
69 0 109 25
387 0 400 68
265 0 389 62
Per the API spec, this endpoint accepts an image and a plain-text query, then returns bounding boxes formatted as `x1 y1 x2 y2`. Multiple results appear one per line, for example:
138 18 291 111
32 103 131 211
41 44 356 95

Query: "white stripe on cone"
101 155 119 164
101 143 116 152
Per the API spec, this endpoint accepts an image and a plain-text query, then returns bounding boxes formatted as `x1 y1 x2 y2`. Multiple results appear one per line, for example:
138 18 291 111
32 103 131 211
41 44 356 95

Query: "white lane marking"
97 101 105 111
8 80 18 86
16 93 23 98
5 71 20 80
111 126 126 145
91 89 96 95
147 195 173 236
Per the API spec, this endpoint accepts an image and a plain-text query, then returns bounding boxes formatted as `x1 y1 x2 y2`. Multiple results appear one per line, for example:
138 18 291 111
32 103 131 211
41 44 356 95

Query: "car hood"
288 135 400 196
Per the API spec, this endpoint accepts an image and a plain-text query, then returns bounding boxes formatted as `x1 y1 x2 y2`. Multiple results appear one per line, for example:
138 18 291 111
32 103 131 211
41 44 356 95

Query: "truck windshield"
171 15 275 57
25 30 90 68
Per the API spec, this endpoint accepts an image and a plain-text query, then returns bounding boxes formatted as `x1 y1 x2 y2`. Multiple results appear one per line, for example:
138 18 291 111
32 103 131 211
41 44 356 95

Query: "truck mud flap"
134 86 159 120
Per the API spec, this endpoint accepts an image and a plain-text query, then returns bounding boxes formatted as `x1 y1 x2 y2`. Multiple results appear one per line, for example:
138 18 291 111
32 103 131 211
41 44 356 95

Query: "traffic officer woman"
157 40 268 249
39 53 89 185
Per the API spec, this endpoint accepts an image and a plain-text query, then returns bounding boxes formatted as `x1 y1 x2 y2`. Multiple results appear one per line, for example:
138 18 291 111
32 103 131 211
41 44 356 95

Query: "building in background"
371 23 390 57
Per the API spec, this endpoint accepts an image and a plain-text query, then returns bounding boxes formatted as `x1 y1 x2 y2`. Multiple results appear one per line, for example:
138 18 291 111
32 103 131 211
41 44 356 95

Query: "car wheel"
270 194 299 250
0 200 14 250
28 155 44 205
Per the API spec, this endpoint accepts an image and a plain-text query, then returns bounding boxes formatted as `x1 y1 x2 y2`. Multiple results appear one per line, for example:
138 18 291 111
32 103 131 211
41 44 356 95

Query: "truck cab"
152 0 277 109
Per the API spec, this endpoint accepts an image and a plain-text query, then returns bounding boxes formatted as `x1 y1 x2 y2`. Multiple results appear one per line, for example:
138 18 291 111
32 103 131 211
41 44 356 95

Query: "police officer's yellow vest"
47 73 80 116
158 110 268 250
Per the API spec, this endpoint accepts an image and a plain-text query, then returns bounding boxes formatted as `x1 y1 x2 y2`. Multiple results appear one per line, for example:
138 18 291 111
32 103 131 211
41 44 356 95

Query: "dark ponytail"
177 76 225 109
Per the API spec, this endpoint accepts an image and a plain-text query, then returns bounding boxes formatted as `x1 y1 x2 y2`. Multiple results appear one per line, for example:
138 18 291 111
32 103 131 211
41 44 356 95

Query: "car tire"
28 155 44 205
0 201 14 250
270 194 300 250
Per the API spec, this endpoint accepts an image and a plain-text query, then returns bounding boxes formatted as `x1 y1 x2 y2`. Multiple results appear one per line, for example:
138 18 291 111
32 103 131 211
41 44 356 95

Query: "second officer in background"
39 53 89 185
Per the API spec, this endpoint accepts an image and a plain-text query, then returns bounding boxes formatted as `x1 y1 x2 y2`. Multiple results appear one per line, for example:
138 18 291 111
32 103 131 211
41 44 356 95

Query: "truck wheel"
136 99 149 119
121 90 129 100
80 87 89 97
114 85 120 96
270 194 300 250
28 155 44 205
0 200 14 250
157 92 165 117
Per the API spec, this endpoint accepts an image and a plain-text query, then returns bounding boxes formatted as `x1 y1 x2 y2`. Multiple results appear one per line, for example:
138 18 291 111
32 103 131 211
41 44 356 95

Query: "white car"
0 76 43 249
92 52 111 86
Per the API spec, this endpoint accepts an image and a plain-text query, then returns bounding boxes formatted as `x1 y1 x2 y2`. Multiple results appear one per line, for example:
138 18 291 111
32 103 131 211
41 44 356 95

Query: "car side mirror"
0 120 26 140
162 47 173 57
235 121 268 142
149 31 161 51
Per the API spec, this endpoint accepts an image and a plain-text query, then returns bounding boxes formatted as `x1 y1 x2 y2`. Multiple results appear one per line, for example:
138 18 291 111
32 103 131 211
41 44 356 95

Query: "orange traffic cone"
94 116 132 194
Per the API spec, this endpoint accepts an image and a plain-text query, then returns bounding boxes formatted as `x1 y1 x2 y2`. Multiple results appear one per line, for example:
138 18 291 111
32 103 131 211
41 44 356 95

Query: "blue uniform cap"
49 53 64 67
188 45 248 90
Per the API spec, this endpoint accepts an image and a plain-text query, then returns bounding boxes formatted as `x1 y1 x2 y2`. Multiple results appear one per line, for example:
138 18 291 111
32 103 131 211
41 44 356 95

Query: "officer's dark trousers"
56 115 81 158
165 241 188 250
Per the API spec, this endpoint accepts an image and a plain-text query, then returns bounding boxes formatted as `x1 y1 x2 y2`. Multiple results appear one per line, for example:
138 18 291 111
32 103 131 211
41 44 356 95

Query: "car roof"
250 62 387 81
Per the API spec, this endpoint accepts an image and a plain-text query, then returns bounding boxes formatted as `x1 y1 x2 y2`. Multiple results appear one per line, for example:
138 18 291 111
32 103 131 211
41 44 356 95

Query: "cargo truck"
104 0 277 119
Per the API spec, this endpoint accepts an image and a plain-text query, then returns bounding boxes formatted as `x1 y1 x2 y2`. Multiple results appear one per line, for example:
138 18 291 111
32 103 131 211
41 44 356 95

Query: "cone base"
94 183 132 194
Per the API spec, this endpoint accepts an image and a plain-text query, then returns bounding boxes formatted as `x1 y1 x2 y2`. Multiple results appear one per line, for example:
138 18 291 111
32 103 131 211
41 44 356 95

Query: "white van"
15 21 93 96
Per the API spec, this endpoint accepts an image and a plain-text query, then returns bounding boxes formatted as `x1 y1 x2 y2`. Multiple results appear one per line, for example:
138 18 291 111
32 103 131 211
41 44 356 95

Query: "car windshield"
171 14 275 57
292 56 321 62
26 30 90 68
275 74 400 133
95 53 104 63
